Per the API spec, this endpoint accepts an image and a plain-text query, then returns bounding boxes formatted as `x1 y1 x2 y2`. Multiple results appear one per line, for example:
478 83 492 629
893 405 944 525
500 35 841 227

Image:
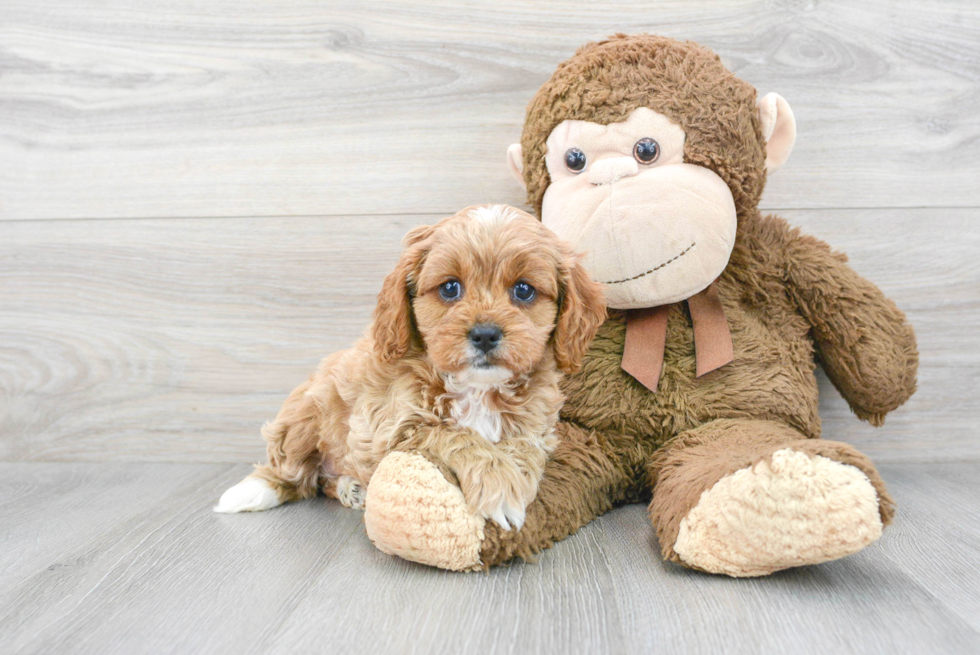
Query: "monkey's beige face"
540 107 738 309
411 206 564 381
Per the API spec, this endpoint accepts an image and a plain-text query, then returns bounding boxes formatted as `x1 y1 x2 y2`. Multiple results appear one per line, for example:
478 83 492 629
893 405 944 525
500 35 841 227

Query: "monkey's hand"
783 227 918 425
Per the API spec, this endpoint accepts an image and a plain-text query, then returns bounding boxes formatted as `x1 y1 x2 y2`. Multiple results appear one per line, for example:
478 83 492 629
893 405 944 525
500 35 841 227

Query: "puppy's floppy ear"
402 223 437 248
552 246 606 373
372 224 435 362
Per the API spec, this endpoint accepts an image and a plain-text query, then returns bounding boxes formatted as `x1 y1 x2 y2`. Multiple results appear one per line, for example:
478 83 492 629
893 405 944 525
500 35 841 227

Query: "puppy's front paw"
460 460 534 531
484 497 526 532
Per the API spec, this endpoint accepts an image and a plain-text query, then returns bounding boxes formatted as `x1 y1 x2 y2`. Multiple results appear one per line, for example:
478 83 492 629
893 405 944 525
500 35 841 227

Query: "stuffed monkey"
363 34 918 576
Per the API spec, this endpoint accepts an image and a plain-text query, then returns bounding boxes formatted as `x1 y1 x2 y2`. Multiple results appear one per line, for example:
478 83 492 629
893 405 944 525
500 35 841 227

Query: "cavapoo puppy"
215 204 605 530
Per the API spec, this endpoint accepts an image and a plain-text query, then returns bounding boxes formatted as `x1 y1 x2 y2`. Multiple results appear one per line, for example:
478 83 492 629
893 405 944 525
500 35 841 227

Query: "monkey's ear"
757 92 796 173
506 143 526 190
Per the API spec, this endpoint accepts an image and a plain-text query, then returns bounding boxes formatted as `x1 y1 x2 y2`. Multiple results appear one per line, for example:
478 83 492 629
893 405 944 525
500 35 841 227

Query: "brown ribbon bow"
621 283 734 392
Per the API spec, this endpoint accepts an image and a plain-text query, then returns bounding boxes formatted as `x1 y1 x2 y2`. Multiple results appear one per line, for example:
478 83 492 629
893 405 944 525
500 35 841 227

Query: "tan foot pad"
674 448 884 577
364 451 485 571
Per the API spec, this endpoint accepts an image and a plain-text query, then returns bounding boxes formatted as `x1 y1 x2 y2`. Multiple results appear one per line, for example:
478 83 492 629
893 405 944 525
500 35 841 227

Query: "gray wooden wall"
2 0 978 464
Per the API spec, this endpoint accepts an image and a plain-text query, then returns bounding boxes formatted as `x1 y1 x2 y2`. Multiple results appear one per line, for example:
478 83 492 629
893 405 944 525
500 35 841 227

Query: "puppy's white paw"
336 476 366 510
214 478 283 513
485 499 526 532
461 462 532 532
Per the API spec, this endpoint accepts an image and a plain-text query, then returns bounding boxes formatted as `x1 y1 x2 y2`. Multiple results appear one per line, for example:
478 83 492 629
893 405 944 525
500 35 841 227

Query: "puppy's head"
372 204 606 380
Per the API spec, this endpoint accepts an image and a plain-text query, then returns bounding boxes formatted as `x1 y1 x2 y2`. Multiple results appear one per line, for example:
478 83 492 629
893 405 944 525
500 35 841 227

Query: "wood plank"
875 462 980 633
1 208 976 463
261 511 626 655
2 462 979 654
0 463 366 654
0 462 232 585
1 0 978 219
0 462 625 655
0 213 415 462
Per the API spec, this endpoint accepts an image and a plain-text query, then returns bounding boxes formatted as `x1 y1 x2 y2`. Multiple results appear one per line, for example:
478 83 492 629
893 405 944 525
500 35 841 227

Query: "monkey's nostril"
468 324 503 354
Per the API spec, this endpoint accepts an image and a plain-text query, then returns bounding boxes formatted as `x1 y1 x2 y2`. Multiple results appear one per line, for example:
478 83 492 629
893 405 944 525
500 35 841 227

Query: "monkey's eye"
438 279 463 302
511 281 536 304
564 148 587 173
633 138 660 164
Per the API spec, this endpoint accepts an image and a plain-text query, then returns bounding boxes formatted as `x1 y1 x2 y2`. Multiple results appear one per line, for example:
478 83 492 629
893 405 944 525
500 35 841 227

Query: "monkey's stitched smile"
600 242 696 285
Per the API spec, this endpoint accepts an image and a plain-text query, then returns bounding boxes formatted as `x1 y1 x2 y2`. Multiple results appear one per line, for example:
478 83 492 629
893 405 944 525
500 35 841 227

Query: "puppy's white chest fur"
443 368 510 444
450 387 502 443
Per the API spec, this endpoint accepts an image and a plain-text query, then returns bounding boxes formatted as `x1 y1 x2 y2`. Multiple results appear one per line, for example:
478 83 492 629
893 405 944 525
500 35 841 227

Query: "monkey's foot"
671 448 884 577
364 451 485 571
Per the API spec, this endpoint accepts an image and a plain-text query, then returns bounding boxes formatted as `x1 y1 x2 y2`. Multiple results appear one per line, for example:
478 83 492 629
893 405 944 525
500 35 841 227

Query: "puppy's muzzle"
468 323 503 355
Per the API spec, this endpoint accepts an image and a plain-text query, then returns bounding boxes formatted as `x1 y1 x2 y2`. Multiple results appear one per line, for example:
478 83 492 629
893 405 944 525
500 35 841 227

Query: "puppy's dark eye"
438 279 462 302
511 281 536 303
633 137 660 164
564 148 586 173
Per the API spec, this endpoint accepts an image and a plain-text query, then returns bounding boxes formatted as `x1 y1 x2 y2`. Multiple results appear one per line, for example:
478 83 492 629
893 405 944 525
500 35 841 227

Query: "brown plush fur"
247 205 606 527
467 35 918 567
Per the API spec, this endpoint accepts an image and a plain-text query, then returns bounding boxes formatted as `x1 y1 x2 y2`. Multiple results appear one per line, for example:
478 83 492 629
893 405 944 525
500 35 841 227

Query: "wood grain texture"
876 462 980 633
1 208 976 463
0 462 234 585
1 461 978 654
1 0 978 219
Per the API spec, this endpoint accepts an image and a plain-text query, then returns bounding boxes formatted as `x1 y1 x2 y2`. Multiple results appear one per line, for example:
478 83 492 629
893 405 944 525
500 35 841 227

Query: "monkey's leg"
363 422 638 571
648 418 894 577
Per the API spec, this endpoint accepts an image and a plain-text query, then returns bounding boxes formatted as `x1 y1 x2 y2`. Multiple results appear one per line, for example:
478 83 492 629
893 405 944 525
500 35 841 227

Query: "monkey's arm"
781 226 918 426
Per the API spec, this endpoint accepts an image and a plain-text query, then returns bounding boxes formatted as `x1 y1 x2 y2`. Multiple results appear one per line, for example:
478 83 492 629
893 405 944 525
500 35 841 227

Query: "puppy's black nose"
469 324 503 354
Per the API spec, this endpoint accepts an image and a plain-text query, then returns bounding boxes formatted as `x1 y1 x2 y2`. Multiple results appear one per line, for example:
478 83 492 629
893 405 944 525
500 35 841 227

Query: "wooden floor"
0 461 978 654
3 1 980 653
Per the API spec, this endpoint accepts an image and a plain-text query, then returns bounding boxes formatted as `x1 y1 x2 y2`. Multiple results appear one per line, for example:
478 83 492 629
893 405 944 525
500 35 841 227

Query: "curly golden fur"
219 205 606 530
